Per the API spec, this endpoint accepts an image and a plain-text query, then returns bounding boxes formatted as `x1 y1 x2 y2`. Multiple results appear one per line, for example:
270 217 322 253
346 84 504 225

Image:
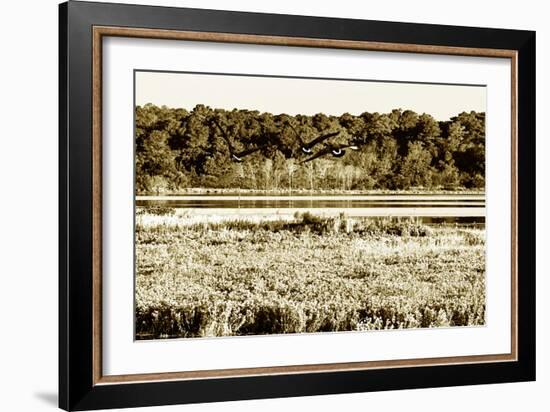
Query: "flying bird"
226 142 269 163
285 120 341 154
210 117 268 162
302 143 359 163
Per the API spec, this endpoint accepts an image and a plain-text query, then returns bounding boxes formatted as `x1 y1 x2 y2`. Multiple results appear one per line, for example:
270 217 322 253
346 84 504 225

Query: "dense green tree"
397 141 434 189
134 104 485 193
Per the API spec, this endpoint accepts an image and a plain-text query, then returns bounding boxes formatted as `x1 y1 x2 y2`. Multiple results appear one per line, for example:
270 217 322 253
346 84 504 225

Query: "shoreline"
137 188 485 197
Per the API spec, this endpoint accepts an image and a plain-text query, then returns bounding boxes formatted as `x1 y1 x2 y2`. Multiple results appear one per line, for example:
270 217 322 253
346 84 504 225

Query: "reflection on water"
136 195 486 226
137 201 484 208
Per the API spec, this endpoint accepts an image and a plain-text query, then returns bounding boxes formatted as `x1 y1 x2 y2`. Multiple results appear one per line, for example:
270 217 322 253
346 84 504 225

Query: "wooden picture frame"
59 1 535 410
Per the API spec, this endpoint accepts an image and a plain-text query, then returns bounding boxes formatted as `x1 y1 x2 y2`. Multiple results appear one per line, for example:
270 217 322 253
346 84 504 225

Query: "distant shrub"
299 211 323 225
137 206 176 216
353 217 432 237
459 229 485 246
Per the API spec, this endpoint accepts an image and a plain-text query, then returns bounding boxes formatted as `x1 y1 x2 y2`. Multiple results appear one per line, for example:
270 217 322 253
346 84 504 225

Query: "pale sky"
135 71 486 121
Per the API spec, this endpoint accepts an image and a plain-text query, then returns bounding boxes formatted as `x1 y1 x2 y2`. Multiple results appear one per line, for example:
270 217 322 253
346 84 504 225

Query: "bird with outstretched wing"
210 117 268 162
302 142 359 163
285 120 341 154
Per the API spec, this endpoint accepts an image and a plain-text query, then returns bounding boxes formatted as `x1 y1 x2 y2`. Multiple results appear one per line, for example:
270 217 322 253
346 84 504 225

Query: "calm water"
136 194 483 207
137 194 485 225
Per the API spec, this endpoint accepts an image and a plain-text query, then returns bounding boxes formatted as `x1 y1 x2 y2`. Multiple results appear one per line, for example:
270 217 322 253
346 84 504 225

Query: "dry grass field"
135 209 485 339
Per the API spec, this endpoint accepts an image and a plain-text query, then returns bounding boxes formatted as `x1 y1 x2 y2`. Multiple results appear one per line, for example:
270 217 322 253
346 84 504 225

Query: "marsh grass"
137 210 432 237
135 211 485 339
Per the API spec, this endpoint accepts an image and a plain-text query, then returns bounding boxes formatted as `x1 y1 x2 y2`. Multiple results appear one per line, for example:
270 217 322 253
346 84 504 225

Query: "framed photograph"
59 1 535 410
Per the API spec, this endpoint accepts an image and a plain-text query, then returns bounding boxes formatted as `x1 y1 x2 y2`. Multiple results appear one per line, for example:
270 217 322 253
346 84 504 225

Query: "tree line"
136 103 485 193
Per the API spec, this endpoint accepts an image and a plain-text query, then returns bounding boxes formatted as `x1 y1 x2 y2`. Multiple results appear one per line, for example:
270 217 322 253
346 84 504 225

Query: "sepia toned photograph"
134 71 486 340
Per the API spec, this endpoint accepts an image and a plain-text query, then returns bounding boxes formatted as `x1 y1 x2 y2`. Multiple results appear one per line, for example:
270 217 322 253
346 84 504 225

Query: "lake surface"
137 194 485 224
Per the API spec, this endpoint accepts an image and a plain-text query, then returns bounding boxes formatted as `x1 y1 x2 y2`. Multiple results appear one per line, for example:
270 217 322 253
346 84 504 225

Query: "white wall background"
0 0 546 411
